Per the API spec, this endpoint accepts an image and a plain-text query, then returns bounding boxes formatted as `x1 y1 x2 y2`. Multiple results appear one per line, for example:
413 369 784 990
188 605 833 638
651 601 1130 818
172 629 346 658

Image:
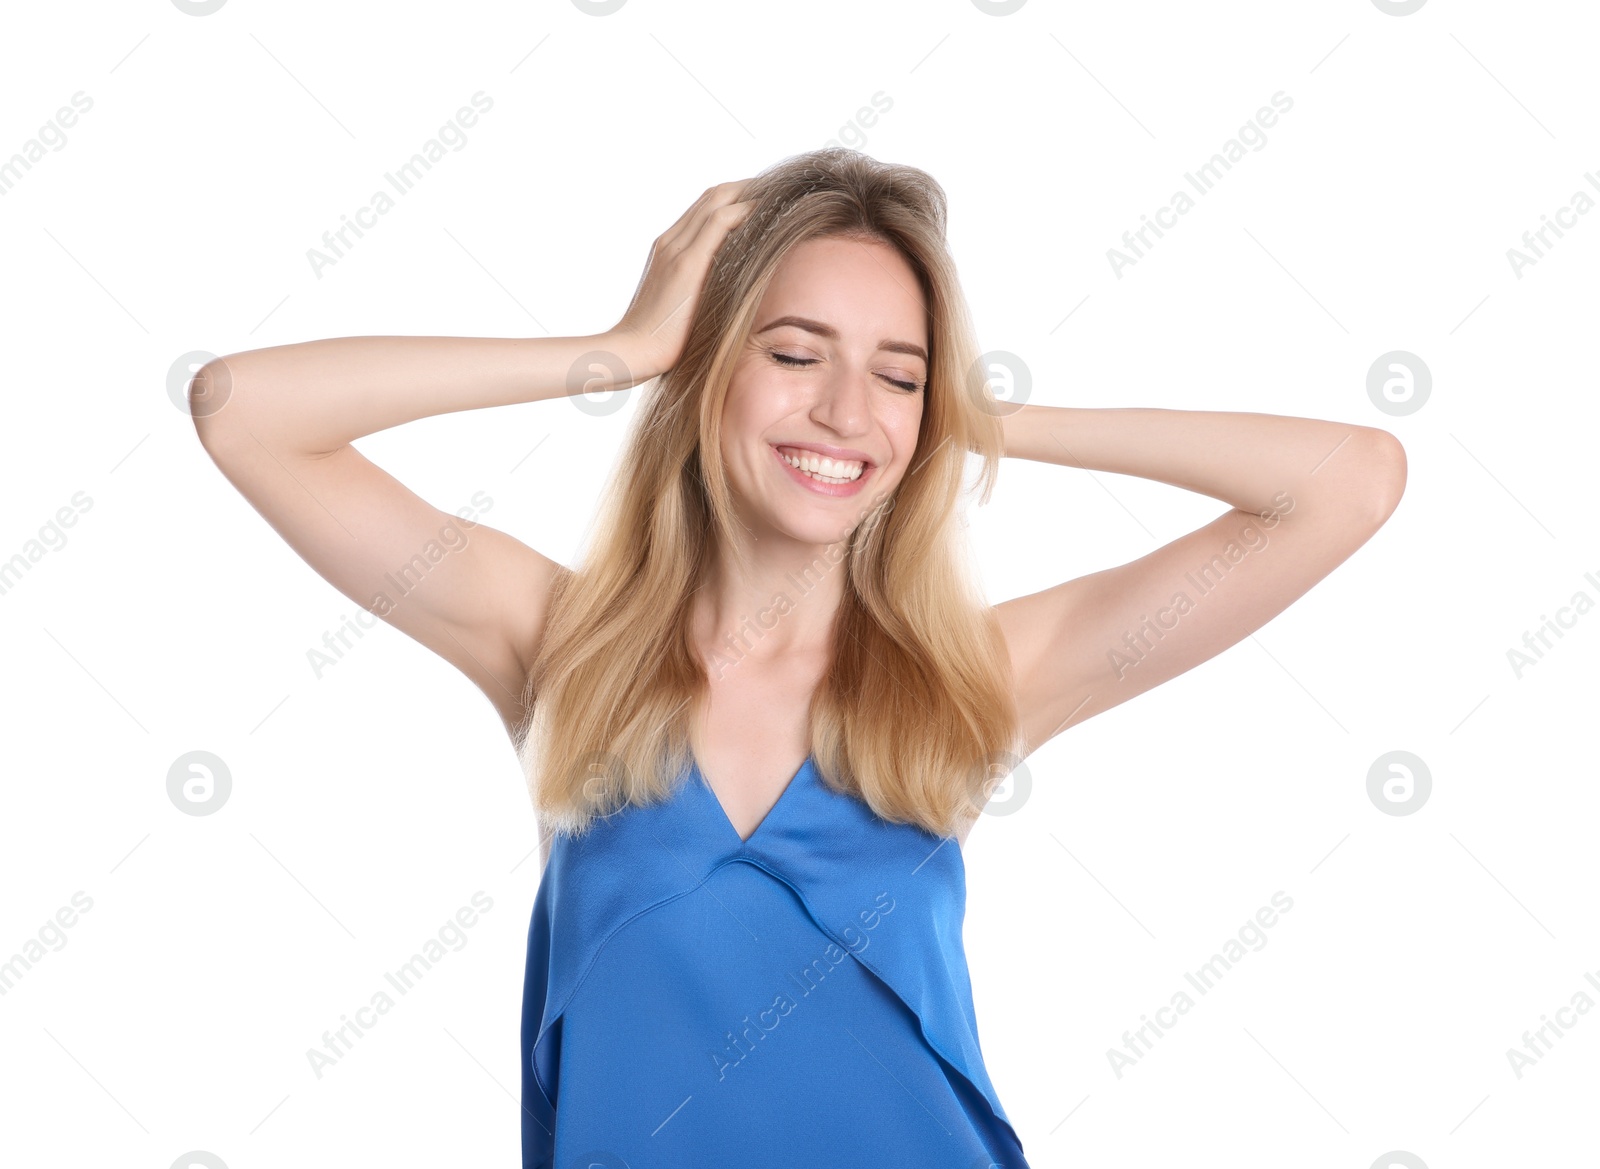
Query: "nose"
806 359 874 438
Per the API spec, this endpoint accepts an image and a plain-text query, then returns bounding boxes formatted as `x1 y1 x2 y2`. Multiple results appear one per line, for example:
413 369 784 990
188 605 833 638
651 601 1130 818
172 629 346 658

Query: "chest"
687 657 980 851
693 662 820 843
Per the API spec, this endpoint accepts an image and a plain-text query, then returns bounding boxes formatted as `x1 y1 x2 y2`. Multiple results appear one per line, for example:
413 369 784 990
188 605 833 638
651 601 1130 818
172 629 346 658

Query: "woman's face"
720 233 929 548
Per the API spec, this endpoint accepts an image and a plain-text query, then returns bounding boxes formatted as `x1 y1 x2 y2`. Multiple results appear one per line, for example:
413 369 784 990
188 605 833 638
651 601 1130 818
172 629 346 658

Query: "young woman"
192 147 1405 1168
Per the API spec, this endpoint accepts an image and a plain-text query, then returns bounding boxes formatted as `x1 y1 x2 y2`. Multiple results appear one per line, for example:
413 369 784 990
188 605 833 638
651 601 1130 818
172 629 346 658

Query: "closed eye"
769 350 922 393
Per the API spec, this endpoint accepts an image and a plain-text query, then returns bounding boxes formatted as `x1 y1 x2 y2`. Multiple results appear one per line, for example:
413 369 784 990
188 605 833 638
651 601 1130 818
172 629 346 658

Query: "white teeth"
778 448 864 482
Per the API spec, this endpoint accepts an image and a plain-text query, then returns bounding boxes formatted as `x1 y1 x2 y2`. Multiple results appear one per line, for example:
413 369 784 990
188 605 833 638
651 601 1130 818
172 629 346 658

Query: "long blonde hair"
515 146 1022 840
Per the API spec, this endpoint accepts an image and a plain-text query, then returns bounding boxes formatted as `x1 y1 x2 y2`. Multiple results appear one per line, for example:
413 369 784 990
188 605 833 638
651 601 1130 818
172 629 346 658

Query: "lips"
774 445 865 479
770 443 874 497
771 441 874 467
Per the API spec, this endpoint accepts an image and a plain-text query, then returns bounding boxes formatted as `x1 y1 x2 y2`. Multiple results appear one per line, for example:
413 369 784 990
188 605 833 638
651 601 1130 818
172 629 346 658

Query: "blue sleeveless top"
518 753 1030 1168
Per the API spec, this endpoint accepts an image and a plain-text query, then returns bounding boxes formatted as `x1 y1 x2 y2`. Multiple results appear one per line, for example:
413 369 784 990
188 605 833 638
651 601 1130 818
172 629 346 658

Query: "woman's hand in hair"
608 179 755 381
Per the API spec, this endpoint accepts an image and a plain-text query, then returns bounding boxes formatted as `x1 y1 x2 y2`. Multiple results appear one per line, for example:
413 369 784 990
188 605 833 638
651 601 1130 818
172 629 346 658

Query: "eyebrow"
753 315 928 364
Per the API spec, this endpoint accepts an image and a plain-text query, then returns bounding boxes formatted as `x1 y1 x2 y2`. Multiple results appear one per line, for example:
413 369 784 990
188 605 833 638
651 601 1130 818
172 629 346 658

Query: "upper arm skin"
195 416 562 739
996 429 1406 757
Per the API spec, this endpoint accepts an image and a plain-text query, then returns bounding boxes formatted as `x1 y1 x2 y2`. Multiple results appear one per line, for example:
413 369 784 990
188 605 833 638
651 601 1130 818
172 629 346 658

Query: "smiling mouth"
772 445 869 484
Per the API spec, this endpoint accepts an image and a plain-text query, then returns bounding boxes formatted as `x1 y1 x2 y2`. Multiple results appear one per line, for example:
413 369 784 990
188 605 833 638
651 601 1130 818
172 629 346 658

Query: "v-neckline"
691 753 813 847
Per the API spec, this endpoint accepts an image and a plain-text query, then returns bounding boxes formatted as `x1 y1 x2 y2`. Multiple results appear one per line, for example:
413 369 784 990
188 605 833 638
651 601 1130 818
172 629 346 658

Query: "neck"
691 537 848 677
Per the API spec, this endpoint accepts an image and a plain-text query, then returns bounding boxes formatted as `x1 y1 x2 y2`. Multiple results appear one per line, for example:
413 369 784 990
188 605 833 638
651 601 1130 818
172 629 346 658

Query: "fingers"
685 198 754 254
658 179 754 254
668 181 747 246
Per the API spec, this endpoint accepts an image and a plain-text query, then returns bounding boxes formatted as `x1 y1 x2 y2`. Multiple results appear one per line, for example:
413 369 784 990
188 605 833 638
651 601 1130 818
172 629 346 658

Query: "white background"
1 1 1596 1166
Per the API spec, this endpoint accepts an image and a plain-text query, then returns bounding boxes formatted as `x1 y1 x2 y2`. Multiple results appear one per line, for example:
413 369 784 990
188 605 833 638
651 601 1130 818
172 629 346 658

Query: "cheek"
718 381 755 445
886 399 925 462
724 370 800 448
719 388 775 480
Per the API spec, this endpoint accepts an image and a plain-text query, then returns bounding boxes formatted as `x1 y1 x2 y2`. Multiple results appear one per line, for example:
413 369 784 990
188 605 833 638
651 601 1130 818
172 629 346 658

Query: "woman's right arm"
190 178 753 740
190 332 652 740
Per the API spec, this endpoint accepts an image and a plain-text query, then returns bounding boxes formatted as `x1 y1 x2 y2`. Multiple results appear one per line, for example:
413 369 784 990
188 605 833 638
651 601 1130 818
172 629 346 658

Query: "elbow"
188 357 240 453
1359 426 1407 528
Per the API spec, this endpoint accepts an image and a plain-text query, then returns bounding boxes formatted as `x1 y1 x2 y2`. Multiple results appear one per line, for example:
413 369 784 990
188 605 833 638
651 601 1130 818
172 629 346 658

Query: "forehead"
757 236 928 346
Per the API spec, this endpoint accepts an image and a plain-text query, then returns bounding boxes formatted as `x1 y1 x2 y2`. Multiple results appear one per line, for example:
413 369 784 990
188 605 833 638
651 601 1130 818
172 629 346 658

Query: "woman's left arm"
994 404 1407 756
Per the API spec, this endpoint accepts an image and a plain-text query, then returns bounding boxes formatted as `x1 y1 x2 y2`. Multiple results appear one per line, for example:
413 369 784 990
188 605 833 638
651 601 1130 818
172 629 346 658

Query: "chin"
763 512 862 549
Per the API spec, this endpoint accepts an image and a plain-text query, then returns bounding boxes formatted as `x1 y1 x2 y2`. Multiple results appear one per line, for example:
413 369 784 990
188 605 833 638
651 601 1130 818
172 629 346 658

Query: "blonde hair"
515 146 1022 840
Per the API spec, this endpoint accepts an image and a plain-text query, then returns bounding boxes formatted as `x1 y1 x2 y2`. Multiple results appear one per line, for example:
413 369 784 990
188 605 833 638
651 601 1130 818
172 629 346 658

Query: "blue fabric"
519 753 1030 1168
